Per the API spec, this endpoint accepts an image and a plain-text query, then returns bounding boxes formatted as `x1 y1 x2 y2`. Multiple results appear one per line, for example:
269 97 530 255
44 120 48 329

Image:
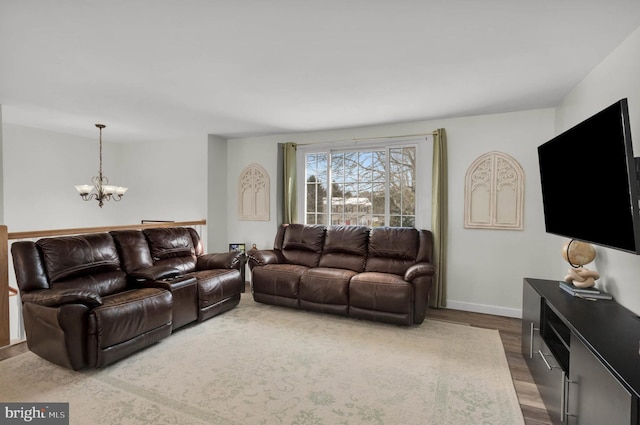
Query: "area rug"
0 294 524 425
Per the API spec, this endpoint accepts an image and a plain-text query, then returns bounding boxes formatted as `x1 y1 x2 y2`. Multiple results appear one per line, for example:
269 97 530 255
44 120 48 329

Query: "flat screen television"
538 98 640 254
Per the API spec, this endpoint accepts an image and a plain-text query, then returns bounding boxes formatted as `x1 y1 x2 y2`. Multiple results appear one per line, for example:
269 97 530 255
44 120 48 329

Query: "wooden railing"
0 219 206 347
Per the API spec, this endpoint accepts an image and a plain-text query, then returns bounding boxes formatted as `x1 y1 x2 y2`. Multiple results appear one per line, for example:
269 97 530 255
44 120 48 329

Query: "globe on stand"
562 240 599 288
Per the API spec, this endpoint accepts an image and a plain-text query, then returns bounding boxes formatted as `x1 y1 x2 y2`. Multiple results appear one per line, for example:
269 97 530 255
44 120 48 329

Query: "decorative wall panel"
238 163 270 221
464 151 524 230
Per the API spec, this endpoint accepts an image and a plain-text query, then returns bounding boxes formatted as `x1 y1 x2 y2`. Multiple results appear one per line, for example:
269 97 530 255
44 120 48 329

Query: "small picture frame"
229 243 246 254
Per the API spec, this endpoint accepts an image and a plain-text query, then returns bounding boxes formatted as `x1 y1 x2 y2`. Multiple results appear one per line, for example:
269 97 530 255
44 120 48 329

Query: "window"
298 137 431 228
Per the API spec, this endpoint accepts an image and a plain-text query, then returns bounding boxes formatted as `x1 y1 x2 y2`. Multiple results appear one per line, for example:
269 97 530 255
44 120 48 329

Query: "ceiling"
1 0 640 143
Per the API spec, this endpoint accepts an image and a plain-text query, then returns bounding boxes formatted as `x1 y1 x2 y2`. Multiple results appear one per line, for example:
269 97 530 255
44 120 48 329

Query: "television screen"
538 98 640 254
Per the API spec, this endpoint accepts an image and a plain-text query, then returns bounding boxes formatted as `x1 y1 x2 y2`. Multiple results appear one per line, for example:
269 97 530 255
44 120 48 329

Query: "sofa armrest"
21 288 103 308
130 266 180 281
140 276 196 291
404 262 436 282
247 250 284 270
196 251 243 270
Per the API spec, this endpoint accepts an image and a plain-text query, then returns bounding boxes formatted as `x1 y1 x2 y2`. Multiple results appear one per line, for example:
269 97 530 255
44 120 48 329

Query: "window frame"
296 136 432 228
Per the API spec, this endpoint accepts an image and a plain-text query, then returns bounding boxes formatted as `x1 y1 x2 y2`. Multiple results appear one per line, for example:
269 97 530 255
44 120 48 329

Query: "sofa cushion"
282 224 326 251
300 267 355 307
281 224 326 267
365 227 419 275
152 257 197 275
11 241 51 292
110 230 154 273
186 227 205 257
37 233 121 283
190 269 243 309
88 287 172 349
21 288 103 308
144 228 196 260
349 272 413 314
50 270 127 297
319 225 368 272
252 264 308 299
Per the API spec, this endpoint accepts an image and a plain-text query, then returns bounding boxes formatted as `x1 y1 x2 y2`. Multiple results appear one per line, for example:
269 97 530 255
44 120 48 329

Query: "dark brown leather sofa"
248 224 435 325
11 227 243 370
110 227 244 327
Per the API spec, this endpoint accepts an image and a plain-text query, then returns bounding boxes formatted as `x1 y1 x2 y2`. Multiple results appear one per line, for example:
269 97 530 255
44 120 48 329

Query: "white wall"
114 136 208 225
208 135 228 252
227 108 558 317
554 26 640 314
440 110 558 316
0 106 4 223
3 124 122 230
2 124 209 234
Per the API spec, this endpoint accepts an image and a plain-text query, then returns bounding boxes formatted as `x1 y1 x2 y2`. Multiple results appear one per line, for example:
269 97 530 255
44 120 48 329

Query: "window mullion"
384 146 390 226
327 153 332 225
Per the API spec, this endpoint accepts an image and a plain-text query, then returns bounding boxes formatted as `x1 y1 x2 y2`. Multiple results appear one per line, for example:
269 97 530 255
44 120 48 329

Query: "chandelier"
74 124 128 208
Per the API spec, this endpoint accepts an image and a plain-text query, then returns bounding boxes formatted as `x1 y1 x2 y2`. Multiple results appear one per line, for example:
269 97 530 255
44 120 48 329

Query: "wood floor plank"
0 340 27 361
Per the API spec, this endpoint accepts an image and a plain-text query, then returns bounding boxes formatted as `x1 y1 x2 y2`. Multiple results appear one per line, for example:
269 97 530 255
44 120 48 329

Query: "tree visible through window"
304 146 416 227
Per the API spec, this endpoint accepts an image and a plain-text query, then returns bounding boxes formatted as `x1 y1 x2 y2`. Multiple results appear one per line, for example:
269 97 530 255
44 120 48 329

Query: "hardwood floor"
0 339 28 361
426 307 552 425
0 305 551 424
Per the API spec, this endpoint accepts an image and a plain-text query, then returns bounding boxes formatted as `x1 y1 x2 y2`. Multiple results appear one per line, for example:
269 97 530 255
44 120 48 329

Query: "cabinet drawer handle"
529 322 539 358
561 371 567 422
538 349 556 370
562 374 577 421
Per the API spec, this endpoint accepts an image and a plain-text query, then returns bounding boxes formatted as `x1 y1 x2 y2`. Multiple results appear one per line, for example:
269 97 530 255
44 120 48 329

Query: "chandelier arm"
79 193 98 201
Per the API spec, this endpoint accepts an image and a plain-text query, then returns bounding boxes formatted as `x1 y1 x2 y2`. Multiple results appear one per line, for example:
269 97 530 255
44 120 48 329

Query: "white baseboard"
445 300 522 319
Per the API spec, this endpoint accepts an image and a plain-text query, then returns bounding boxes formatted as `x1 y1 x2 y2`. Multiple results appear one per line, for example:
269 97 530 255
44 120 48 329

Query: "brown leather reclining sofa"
11 227 243 370
249 224 436 325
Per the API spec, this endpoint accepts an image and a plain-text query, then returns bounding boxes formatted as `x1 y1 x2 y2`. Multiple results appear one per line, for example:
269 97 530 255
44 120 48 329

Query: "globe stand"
562 239 599 288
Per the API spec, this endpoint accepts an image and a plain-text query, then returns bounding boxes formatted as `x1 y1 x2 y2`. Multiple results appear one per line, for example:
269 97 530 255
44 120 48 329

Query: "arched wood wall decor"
464 151 524 230
238 163 270 221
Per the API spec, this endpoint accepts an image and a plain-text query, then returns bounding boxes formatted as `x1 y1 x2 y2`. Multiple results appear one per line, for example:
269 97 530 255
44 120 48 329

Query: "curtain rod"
288 130 437 147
